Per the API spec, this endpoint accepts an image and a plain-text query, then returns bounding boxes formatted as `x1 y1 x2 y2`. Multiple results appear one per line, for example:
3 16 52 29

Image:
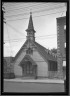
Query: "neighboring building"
4 59 7 74
4 57 14 64
57 16 66 78
10 12 58 79
4 57 15 78
4 57 14 73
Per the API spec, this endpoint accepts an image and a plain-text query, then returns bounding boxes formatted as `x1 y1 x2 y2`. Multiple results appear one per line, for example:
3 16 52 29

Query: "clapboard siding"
14 65 22 77
31 50 48 77
14 48 49 77
14 51 26 76
31 51 45 61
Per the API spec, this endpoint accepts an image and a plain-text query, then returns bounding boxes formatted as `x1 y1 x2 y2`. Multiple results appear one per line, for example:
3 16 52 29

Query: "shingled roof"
13 39 57 62
34 42 57 61
26 12 35 33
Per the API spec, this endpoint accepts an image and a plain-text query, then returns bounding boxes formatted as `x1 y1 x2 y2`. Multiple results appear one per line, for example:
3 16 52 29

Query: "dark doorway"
20 59 37 78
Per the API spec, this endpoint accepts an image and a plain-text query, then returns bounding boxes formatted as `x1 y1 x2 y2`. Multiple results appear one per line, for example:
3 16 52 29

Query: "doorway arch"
19 55 37 78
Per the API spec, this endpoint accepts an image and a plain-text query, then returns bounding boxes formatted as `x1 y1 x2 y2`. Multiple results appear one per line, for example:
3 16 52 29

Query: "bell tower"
26 12 36 42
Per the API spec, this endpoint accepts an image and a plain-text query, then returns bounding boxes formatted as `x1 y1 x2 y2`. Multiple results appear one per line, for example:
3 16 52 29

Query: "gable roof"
34 42 57 61
13 39 57 63
19 55 37 67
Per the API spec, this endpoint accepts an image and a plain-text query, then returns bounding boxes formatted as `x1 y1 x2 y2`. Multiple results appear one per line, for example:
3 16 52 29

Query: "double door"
22 61 37 77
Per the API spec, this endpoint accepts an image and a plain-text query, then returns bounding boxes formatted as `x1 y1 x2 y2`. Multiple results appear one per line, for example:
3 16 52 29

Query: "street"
4 79 64 92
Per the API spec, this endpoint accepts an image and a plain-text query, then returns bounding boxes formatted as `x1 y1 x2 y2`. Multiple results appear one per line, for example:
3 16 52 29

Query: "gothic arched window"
26 47 33 54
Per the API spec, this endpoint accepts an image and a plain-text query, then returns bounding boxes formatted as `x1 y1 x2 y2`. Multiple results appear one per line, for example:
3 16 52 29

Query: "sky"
3 2 66 57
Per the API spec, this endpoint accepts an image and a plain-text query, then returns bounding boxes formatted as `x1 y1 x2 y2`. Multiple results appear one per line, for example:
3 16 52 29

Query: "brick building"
4 57 15 78
57 16 66 78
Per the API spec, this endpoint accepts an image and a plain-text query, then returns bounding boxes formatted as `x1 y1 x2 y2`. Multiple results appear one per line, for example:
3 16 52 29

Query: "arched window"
26 47 33 54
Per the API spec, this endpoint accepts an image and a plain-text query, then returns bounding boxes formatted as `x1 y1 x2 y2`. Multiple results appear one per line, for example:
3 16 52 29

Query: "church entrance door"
21 61 37 77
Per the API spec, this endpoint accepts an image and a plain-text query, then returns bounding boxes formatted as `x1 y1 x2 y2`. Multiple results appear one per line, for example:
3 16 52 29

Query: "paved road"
4 81 64 92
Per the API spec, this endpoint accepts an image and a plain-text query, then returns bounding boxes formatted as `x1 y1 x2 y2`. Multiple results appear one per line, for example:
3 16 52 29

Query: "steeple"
26 12 36 41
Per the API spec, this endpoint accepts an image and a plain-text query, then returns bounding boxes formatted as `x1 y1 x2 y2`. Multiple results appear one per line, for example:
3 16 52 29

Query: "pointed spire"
26 12 35 32
26 12 36 41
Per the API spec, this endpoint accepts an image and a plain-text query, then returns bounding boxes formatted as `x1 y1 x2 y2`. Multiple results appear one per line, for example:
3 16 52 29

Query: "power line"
4 3 49 12
4 3 60 12
5 11 65 22
4 2 51 7
4 36 57 43
5 5 65 18
5 22 26 36
4 35 57 42
5 4 63 18
4 3 41 10
36 36 57 40
4 3 23 8
4 37 25 41
36 34 57 37
4 34 57 40
4 34 57 43
5 23 13 56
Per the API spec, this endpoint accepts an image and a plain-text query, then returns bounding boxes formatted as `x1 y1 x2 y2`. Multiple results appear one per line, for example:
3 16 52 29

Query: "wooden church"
12 12 57 79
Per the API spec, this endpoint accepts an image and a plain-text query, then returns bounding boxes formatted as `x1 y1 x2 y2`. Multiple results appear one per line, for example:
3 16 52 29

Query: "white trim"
64 25 66 30
64 42 66 48
63 61 66 66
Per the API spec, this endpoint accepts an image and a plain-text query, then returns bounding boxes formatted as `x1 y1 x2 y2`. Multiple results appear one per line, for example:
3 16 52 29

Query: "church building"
12 12 57 79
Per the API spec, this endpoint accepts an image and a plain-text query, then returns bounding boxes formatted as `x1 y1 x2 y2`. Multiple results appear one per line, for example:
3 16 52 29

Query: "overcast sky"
3 2 66 57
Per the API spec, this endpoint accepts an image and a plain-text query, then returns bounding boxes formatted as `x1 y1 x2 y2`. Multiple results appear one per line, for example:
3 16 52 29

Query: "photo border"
1 0 69 95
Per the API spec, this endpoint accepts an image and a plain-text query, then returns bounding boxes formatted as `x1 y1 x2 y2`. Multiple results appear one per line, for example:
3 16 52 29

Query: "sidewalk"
4 78 64 84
